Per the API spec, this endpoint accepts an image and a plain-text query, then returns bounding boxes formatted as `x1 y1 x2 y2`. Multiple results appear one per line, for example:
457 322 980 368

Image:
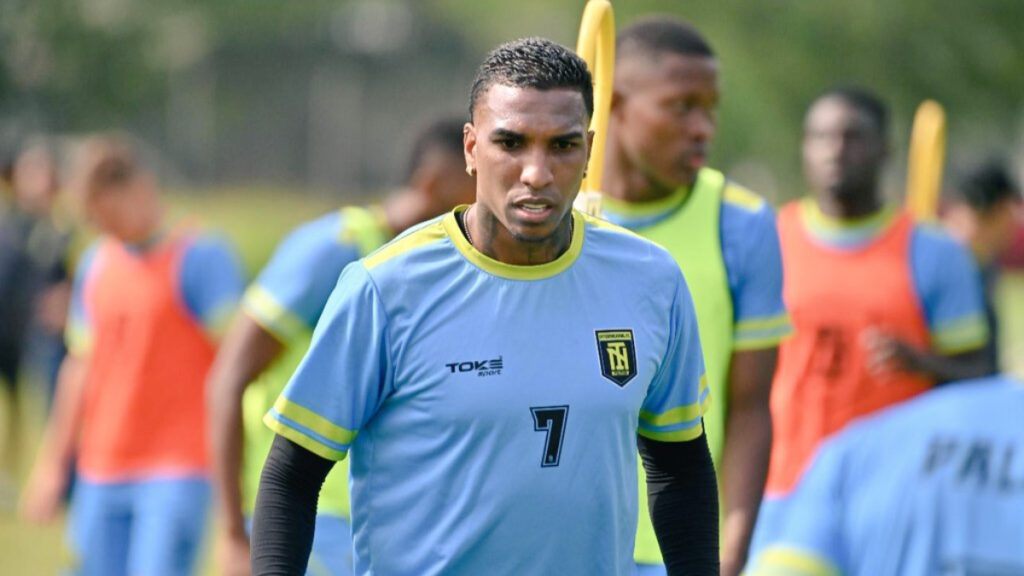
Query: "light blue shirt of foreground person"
265 207 709 576
747 375 1024 576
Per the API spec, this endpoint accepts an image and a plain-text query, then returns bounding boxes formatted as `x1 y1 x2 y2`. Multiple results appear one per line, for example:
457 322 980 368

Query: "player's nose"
520 149 555 190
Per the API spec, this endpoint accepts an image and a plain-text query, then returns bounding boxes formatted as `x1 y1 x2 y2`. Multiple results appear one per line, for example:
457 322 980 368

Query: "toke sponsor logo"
445 356 504 377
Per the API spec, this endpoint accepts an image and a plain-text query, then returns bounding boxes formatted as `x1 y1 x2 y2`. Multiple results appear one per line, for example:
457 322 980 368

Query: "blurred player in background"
251 37 719 575
751 87 992 557
746 374 1024 575
9 138 73 406
942 159 1022 373
0 137 71 501
601 17 788 576
206 116 475 576
20 134 245 576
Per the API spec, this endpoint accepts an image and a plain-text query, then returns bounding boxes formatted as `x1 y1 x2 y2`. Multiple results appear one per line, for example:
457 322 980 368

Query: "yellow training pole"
905 100 947 220
574 0 615 217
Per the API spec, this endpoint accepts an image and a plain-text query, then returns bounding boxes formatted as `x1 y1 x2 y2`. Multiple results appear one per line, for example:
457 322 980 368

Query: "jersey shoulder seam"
363 218 447 270
722 182 767 212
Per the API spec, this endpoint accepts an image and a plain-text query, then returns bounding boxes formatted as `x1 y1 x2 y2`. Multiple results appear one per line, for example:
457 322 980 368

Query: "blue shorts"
246 514 353 576
65 476 210 576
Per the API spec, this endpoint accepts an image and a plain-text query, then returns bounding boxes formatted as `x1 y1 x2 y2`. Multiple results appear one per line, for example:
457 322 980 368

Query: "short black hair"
813 85 889 135
617 17 714 62
405 116 466 181
955 159 1021 211
469 37 593 120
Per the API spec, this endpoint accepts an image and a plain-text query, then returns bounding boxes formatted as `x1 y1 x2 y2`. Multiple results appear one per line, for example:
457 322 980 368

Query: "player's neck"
602 144 685 205
463 205 573 266
816 190 884 220
382 189 430 237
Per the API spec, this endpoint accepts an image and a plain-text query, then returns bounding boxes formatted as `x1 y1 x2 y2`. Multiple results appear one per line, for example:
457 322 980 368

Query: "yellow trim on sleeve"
734 313 793 350
932 314 989 355
272 396 357 447
750 546 840 576
444 207 585 280
363 218 449 270
637 420 704 442
723 183 766 212
203 302 238 341
735 314 791 333
65 321 92 357
241 285 310 344
733 332 791 351
639 375 709 426
264 413 349 461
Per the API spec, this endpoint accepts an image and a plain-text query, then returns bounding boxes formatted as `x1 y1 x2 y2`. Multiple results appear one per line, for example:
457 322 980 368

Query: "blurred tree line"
2 0 1022 198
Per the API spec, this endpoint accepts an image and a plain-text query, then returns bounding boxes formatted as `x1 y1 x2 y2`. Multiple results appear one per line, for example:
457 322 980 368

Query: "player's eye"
552 139 579 151
495 138 521 150
669 100 692 115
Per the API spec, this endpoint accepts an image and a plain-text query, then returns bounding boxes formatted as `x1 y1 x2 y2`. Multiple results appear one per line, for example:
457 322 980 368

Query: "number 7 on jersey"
531 406 569 467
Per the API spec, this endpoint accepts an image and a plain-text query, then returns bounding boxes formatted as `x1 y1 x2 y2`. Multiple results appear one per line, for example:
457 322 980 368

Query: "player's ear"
463 122 477 175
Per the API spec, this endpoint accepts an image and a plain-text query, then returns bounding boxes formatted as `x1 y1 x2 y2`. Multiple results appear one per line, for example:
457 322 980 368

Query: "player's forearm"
207 313 284 536
640 431 720 576
209 378 248 537
39 355 87 471
251 435 332 575
720 403 772 576
904 347 992 384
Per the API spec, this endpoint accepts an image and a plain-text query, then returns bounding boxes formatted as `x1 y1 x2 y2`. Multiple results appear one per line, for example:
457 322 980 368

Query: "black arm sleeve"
251 434 334 576
638 429 719 576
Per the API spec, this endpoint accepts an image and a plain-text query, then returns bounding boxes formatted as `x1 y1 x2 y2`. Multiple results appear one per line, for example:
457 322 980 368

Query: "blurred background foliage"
2 0 1022 199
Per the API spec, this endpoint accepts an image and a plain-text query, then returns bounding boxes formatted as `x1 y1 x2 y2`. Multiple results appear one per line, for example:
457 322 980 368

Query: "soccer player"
206 117 475 576
0 138 70 497
601 18 789 576
251 37 719 575
745 374 1024 575
20 134 245 576
942 160 1022 373
750 87 991 556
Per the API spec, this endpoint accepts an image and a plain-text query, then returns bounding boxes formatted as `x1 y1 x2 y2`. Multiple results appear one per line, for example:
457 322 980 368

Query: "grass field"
1 190 1022 574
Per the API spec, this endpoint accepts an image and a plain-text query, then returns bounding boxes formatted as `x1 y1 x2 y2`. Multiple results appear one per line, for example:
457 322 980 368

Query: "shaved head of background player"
207 117 474 576
252 37 719 575
749 87 992 562
602 18 790 576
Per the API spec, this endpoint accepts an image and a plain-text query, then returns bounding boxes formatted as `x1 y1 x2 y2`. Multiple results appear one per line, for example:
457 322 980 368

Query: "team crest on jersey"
595 329 636 387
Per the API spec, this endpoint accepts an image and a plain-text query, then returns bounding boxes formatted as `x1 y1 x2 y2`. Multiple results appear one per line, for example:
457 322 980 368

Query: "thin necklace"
461 208 575 250
461 208 475 247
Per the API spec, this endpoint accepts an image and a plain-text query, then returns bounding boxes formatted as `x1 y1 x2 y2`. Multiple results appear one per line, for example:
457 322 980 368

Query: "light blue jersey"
747 376 1024 576
242 207 390 576
266 207 709 576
